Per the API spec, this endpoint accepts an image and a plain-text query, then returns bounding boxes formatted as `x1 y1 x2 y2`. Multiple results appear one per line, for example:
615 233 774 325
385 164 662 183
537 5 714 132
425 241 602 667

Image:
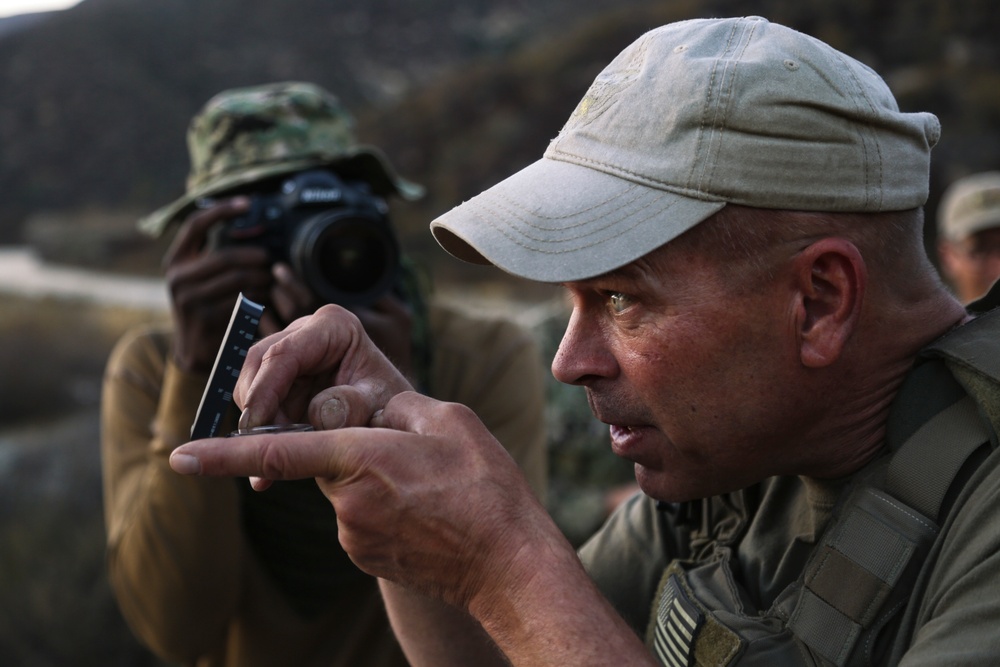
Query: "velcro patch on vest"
789 486 940 666
652 574 705 667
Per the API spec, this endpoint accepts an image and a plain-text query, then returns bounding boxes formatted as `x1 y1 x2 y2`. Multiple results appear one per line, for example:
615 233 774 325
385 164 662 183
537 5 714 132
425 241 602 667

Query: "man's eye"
969 244 1000 259
608 292 633 313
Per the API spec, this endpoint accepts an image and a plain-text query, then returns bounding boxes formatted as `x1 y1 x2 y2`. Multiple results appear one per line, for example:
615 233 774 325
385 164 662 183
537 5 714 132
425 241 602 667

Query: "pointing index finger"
170 429 360 482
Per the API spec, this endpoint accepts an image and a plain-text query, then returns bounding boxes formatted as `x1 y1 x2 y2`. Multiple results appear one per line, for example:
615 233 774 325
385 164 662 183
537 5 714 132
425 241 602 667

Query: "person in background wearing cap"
100 82 547 667
168 18 1000 666
937 171 1000 304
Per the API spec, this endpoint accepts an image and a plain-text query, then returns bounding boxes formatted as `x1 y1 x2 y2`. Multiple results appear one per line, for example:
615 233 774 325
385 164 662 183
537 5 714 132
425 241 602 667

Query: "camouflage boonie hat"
138 81 424 236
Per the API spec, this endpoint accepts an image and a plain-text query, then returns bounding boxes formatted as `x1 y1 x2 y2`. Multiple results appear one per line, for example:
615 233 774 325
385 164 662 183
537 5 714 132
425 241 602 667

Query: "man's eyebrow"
560 262 652 291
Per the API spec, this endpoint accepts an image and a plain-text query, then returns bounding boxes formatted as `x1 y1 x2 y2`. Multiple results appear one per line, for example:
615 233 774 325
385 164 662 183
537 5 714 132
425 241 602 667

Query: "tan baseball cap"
937 172 1000 242
430 16 941 283
138 82 424 237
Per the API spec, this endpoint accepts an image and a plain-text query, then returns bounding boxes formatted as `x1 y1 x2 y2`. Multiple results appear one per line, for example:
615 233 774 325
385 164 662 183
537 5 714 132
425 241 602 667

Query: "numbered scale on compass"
190 293 265 440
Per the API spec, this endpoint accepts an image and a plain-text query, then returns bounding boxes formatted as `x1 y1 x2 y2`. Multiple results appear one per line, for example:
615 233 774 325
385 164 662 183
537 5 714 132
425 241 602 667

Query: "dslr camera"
206 169 400 307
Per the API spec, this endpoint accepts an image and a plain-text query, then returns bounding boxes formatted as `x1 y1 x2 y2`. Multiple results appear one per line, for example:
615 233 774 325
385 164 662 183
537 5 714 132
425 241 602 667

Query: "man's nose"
551 310 617 386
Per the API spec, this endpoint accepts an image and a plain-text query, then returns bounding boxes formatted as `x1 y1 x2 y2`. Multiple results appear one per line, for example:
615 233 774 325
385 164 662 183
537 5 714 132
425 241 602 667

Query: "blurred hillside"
0 0 650 255
2 0 1000 277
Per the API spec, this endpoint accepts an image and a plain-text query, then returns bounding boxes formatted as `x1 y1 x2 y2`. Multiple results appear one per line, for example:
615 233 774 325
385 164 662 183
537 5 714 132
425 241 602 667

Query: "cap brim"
138 148 424 238
430 157 726 283
944 211 1000 242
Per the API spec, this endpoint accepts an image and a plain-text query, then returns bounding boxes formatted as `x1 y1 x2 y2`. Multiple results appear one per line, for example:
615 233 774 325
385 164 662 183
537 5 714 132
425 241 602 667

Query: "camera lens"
290 212 399 307
318 225 389 293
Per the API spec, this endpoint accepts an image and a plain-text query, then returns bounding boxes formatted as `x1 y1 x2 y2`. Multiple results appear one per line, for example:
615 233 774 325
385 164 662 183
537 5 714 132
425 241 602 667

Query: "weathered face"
939 226 1000 304
552 237 812 502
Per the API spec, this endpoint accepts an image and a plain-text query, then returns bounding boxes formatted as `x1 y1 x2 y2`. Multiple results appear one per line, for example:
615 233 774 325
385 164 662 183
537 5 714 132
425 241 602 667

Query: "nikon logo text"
301 188 341 203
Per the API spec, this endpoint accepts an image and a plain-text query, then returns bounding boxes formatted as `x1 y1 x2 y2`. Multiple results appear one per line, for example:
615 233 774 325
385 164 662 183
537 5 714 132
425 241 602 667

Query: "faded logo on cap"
569 34 649 126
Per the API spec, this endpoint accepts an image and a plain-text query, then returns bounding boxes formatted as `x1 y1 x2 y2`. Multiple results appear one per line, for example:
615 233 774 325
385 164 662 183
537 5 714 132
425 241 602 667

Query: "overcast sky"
0 0 82 19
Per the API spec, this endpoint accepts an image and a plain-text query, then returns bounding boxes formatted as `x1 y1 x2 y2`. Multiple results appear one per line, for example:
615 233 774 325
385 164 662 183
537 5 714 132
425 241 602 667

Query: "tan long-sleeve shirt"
101 302 548 667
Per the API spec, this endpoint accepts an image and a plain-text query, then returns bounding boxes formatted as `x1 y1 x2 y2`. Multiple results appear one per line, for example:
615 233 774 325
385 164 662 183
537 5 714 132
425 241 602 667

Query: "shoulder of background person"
105 321 175 384
427 299 539 361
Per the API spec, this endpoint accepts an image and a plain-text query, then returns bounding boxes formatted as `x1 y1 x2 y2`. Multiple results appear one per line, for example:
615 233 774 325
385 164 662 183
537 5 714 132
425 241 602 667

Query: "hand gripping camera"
207 169 401 307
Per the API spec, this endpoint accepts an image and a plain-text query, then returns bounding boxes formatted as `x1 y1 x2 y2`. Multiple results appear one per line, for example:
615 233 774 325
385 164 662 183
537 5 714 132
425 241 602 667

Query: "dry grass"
0 294 168 425
0 294 169 665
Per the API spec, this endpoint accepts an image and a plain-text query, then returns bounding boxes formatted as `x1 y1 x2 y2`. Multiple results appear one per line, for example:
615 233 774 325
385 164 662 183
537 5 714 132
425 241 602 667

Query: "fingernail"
272 263 292 280
321 398 346 429
238 407 254 431
250 476 273 492
170 453 201 475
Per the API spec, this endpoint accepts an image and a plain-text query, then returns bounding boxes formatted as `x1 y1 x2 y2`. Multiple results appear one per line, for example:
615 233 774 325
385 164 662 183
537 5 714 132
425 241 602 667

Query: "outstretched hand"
170 391 558 612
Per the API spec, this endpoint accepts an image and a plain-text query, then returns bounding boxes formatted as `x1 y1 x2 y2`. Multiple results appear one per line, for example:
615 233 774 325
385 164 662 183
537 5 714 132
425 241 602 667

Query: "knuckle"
257 440 291 480
436 400 476 422
315 303 355 325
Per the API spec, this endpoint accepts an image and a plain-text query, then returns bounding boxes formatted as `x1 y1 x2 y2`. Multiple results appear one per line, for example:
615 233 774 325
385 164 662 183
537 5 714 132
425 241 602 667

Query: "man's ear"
790 238 866 368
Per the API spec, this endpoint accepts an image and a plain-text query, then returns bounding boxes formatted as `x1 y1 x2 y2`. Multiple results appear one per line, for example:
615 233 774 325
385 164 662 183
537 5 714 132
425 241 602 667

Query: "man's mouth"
606 426 640 463
588 392 654 444
609 423 646 442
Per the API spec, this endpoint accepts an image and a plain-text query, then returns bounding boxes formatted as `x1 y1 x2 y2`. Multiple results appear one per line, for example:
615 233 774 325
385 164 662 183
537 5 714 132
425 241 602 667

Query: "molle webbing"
788 360 992 666
885 395 989 519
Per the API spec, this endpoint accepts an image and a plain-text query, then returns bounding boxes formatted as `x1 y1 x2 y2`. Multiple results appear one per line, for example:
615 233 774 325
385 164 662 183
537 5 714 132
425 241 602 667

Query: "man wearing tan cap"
101 82 547 667
937 171 1000 303
168 18 1000 666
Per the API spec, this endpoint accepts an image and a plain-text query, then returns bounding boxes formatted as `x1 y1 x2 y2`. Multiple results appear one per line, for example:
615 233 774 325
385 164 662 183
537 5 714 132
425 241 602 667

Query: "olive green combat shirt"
101 302 548 667
581 290 1000 665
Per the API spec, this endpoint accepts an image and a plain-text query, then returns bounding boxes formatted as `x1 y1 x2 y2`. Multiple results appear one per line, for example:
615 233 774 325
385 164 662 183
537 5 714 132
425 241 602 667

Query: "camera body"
207 169 400 307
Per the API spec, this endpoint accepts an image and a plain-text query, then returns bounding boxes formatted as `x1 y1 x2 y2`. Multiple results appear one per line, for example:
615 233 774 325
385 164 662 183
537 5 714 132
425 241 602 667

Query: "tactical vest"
646 313 1000 667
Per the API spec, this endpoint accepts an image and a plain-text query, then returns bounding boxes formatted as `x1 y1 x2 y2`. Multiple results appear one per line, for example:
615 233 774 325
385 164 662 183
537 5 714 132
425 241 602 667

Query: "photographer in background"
100 82 547 667
937 171 1000 304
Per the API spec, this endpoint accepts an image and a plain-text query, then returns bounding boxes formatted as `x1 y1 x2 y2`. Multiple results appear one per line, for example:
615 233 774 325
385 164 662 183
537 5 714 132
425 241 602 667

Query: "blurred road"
0 247 167 310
